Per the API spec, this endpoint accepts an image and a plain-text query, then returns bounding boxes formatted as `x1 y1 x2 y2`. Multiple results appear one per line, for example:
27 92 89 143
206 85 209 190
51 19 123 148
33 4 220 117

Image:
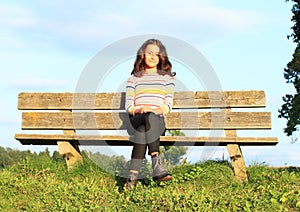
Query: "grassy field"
0 153 299 211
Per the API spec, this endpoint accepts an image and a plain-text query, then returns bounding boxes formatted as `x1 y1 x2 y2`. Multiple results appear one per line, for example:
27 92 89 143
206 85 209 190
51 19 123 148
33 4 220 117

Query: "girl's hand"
141 105 151 113
143 105 163 115
133 106 149 115
133 105 163 115
133 107 143 115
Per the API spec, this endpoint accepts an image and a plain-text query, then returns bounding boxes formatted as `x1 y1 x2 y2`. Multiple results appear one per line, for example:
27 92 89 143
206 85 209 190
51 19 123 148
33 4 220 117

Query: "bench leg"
227 144 248 182
57 141 83 170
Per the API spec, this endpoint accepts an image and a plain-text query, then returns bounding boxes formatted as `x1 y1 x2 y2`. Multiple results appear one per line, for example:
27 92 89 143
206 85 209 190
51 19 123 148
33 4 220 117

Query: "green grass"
0 155 299 211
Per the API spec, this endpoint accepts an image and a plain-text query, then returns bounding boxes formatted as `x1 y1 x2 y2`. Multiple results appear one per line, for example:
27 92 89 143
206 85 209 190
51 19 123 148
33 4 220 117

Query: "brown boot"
151 154 172 182
125 171 139 190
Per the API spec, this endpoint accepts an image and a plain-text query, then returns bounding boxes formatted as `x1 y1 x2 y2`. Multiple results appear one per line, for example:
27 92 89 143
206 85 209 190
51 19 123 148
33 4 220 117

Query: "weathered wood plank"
21 111 272 130
17 90 266 110
18 92 125 110
175 90 265 108
14 133 279 146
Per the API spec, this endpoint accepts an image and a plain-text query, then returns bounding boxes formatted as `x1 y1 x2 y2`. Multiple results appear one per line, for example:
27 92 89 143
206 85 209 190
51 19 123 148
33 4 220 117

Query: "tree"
279 0 300 136
162 130 188 165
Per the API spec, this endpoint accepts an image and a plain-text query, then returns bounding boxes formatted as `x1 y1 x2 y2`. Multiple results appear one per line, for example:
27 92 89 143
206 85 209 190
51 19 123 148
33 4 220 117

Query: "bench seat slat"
21 111 272 130
18 90 266 110
14 134 278 146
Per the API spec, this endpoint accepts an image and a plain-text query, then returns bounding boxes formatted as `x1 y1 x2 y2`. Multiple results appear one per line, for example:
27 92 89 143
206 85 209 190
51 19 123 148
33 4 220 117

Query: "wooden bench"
14 90 278 182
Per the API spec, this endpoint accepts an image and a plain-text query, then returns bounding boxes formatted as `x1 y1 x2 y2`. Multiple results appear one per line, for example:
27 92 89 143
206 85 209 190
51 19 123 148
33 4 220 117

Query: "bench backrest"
18 90 271 131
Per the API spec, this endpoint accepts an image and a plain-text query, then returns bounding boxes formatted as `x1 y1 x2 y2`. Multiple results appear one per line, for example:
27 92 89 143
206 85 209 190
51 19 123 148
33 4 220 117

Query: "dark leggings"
128 112 165 170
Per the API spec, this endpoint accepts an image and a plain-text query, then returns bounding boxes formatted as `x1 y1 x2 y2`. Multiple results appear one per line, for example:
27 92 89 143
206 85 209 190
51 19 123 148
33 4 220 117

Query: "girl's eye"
145 52 159 57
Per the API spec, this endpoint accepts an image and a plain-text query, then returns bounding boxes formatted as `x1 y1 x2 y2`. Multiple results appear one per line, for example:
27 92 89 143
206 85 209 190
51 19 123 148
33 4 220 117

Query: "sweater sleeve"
161 75 175 115
125 76 135 114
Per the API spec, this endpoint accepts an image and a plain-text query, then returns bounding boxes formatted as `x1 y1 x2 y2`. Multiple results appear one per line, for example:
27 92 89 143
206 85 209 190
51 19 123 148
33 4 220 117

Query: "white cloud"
54 13 136 43
166 6 264 32
0 4 36 28
286 149 300 162
144 0 263 30
9 78 71 90
0 1 267 52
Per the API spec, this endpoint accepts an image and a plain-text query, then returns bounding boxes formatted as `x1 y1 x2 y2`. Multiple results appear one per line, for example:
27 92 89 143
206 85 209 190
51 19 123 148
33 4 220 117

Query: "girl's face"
144 44 160 70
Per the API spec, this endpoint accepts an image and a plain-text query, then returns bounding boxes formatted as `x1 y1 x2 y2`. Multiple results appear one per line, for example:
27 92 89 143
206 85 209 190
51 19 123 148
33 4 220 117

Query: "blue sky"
1 0 299 166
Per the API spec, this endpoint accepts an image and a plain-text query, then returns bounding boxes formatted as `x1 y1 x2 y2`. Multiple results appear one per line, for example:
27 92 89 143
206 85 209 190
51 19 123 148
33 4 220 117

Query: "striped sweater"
125 71 175 115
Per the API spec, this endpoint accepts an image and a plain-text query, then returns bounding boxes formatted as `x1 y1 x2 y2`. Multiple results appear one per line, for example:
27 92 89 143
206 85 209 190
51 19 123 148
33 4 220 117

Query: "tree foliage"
279 0 300 136
0 147 60 169
162 130 188 165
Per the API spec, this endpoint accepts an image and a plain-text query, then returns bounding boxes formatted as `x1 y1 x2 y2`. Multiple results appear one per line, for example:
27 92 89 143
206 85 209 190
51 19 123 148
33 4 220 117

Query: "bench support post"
227 144 248 182
57 110 83 170
223 108 248 182
58 141 83 170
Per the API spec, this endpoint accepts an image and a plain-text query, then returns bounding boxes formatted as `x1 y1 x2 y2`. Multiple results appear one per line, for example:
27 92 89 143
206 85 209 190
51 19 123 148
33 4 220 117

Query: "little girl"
125 39 175 189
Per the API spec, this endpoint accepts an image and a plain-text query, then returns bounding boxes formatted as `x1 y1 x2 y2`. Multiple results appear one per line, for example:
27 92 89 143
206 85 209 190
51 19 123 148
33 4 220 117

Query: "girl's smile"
144 44 160 70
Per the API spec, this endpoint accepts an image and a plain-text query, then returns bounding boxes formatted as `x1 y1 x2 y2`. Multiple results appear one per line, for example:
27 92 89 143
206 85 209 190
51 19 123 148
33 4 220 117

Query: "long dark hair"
131 39 175 77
